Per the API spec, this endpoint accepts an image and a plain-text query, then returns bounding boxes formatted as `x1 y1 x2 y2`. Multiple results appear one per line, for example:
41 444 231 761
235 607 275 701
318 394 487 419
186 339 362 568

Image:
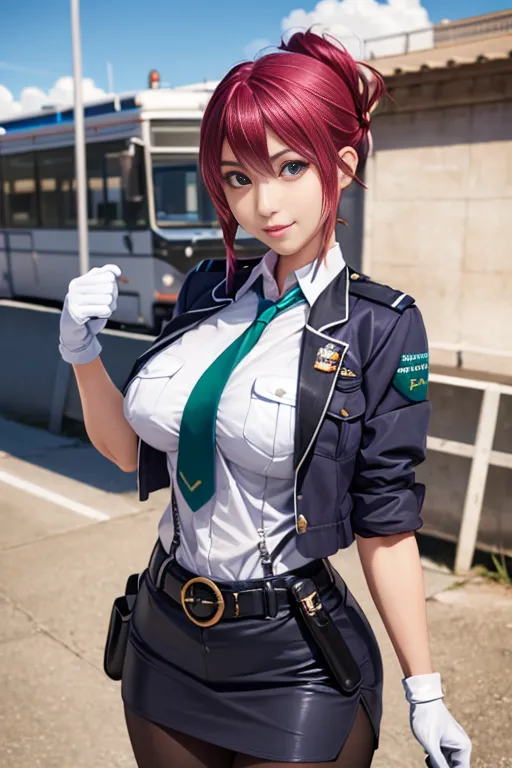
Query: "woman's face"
220 127 326 257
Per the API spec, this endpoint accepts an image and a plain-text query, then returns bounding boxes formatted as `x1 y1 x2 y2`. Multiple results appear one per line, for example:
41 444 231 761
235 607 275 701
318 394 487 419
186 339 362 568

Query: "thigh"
124 704 235 768
233 703 375 768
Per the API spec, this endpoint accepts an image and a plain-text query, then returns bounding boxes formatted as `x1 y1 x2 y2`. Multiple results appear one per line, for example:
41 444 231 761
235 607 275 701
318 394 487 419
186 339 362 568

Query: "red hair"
199 29 386 290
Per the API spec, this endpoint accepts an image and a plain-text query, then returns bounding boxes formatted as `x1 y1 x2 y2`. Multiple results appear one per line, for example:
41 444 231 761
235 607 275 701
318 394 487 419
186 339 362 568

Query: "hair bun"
279 29 385 128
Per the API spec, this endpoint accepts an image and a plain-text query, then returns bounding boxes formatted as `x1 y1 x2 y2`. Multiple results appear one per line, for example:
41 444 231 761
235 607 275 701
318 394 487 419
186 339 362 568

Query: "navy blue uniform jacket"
123 258 431 560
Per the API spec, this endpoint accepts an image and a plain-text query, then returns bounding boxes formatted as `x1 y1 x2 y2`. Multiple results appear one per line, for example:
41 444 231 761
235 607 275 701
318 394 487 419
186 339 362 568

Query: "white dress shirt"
124 243 346 581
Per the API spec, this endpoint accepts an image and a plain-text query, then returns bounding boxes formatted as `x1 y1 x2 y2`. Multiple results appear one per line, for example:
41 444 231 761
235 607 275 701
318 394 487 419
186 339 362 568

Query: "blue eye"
282 161 309 177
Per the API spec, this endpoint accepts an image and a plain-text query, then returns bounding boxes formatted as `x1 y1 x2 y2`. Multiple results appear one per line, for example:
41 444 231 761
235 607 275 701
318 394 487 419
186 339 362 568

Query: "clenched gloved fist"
59 264 121 365
402 673 472 768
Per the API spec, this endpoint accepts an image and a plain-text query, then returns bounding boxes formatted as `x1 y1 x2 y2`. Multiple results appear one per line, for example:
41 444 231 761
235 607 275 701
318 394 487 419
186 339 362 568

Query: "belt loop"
263 580 278 618
156 555 173 590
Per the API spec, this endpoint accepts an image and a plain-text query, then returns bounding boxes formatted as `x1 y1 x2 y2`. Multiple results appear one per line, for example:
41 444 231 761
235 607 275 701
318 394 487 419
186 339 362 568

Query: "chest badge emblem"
339 367 357 378
314 343 341 373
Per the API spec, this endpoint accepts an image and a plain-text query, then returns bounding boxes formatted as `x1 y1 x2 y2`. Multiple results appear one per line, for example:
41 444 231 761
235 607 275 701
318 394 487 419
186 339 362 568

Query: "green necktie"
177 282 306 511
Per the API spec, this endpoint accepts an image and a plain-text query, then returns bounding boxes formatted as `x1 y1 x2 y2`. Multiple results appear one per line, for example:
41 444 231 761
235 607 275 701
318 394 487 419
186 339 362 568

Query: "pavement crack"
0 590 101 672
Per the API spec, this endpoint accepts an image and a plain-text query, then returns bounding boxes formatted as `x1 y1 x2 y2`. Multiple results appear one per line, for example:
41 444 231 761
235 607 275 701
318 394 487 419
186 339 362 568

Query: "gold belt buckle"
180 576 225 627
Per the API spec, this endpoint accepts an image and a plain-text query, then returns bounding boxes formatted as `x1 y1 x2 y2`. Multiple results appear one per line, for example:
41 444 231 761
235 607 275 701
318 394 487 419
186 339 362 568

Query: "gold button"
350 273 360 280
297 494 303 501
340 408 349 417
274 388 286 397
297 514 308 534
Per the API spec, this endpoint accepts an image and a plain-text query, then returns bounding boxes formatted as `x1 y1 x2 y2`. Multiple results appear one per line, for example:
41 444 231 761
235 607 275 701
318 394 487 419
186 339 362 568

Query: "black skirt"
121 546 384 763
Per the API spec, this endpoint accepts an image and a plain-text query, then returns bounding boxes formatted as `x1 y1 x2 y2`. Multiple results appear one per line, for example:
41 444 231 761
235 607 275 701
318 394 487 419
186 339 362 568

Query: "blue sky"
1 0 510 106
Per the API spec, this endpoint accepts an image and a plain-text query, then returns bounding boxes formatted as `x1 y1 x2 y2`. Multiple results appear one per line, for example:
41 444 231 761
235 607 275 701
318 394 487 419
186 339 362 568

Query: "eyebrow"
220 148 294 168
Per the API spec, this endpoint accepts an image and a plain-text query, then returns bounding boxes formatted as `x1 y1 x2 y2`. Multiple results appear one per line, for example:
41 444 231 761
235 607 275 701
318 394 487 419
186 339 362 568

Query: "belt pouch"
291 577 363 695
103 573 139 681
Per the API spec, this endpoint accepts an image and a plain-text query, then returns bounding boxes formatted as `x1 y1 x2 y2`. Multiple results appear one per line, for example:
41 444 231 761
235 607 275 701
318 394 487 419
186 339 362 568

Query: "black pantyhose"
124 702 375 768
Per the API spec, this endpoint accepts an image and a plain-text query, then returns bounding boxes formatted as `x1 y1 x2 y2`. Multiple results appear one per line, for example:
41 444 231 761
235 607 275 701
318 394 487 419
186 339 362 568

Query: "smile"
263 223 294 237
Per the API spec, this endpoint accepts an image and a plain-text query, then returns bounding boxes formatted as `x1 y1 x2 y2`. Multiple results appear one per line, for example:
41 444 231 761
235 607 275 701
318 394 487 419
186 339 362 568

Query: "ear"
337 146 359 191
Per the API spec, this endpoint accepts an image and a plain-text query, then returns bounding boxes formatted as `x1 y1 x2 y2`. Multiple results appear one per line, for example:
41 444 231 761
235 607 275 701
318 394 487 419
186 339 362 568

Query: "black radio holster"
291 577 362 695
103 572 140 681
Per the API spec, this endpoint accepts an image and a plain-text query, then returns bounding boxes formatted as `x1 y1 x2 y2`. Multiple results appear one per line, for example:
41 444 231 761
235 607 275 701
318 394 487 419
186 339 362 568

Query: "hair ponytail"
278 30 386 143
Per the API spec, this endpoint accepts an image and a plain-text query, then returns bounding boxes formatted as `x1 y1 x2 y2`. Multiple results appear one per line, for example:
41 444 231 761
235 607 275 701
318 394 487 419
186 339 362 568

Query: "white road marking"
0 469 110 521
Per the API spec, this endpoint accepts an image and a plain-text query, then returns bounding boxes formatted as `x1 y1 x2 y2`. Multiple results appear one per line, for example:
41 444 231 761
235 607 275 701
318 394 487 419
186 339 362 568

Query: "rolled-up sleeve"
350 305 431 538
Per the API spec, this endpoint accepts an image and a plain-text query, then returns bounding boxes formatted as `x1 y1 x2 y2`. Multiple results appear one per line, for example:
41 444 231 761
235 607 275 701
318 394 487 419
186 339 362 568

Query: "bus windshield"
152 155 217 226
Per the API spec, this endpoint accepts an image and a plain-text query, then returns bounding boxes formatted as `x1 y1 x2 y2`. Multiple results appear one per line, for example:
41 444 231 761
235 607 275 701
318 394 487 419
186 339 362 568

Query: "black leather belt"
147 539 335 627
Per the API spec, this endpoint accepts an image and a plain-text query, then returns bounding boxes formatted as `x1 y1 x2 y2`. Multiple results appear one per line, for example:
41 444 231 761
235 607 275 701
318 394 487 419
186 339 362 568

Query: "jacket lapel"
294 266 350 468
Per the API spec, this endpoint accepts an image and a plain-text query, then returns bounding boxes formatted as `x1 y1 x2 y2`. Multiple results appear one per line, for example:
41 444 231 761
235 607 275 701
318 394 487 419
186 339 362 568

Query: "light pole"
71 0 89 275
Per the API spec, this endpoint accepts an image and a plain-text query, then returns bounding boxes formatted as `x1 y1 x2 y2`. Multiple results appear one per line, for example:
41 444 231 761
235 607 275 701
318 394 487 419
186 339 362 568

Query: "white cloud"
0 76 109 121
281 0 433 59
0 85 21 119
243 38 274 60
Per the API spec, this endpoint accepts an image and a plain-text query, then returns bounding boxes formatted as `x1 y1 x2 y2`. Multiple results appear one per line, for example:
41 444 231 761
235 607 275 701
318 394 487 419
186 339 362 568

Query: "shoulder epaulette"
348 269 415 313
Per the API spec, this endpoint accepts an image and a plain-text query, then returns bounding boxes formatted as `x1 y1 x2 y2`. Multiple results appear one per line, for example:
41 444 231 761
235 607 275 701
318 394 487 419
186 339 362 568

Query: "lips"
263 223 294 234
265 224 291 232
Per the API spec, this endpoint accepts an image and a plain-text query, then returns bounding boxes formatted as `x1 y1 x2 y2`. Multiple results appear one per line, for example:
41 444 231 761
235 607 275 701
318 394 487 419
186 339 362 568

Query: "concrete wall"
364 88 512 377
0 302 151 428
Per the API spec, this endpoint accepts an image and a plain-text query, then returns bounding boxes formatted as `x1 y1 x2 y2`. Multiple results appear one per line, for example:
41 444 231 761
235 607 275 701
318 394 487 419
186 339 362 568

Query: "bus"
0 86 266 331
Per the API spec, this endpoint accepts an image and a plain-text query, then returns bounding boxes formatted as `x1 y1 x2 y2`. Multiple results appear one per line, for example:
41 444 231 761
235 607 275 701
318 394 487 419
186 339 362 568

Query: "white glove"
59 264 121 365
403 673 472 768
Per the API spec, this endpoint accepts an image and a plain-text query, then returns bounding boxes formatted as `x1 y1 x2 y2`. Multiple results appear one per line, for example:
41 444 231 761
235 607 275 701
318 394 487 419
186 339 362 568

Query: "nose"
255 180 281 219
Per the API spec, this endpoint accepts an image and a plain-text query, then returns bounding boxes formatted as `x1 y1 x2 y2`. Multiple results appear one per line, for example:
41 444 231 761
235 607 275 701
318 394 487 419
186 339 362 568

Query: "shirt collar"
235 242 346 307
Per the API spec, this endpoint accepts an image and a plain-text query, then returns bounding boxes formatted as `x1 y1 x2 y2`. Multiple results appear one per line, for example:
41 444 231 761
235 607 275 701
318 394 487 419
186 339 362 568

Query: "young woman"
59 30 471 768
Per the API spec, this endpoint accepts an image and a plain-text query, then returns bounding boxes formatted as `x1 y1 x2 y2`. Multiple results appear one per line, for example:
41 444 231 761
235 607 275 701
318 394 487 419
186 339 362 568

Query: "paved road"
0 416 508 767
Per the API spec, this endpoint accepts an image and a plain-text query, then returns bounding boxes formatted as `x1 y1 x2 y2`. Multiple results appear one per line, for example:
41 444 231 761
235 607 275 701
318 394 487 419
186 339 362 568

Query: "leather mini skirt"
121 540 384 763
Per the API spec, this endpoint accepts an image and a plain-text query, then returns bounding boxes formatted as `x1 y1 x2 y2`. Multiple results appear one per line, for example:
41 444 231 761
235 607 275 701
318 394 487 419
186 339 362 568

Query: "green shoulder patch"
392 353 429 402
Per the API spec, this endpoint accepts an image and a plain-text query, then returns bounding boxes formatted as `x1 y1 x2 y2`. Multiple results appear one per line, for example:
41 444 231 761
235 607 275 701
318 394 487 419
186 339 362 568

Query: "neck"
274 229 336 295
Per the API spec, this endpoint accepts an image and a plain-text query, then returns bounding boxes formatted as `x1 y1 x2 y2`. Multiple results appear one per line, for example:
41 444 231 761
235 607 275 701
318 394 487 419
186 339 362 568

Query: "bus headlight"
162 274 175 287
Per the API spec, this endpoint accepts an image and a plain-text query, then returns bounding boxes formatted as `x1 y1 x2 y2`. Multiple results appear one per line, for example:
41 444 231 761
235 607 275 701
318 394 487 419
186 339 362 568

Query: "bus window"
152 157 200 224
105 151 124 228
124 161 148 229
198 168 218 224
39 148 76 228
2 153 38 227
150 120 201 148
87 144 106 228
104 146 147 230
62 176 77 227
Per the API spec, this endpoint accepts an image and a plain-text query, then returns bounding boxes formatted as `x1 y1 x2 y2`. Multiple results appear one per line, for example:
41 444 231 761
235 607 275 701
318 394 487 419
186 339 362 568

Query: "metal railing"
361 11 512 60
434 11 512 45
428 373 512 574
363 27 434 59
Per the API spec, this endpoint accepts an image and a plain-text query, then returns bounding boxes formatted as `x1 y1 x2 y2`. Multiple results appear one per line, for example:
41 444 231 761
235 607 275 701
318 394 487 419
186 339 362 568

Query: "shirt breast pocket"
243 376 297 460
124 351 185 414
316 381 366 460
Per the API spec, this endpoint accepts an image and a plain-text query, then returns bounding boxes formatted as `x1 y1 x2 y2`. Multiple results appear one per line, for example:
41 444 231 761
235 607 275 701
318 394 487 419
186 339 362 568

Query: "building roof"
365 32 512 76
